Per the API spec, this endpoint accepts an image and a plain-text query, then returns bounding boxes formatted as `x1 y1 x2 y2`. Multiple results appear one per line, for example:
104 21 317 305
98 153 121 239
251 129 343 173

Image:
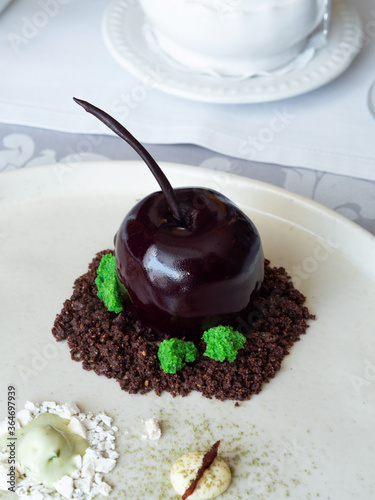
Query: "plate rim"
1 160 374 247
101 0 363 104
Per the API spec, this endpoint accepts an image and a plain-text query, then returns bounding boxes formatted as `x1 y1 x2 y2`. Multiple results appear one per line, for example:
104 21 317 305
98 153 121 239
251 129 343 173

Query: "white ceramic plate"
1 162 375 499
102 0 362 104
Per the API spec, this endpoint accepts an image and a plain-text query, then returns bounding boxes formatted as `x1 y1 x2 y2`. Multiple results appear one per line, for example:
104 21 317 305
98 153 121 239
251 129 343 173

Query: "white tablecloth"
0 0 375 180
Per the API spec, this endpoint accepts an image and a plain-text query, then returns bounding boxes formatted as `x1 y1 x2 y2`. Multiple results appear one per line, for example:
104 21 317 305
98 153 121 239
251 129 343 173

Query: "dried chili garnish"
182 440 221 499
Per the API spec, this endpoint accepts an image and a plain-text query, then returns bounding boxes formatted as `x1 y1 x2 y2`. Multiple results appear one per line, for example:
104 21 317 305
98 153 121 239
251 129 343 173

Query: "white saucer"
1 162 375 499
102 0 362 104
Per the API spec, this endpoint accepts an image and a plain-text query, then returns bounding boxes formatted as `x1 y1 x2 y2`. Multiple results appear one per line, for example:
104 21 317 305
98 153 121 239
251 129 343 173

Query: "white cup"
139 0 326 75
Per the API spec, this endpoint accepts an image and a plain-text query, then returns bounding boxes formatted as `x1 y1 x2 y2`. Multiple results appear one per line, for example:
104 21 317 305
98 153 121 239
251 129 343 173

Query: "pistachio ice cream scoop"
15 413 88 489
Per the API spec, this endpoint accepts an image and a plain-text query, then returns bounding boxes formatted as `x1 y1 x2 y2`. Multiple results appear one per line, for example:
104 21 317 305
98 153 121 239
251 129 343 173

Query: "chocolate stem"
73 98 183 224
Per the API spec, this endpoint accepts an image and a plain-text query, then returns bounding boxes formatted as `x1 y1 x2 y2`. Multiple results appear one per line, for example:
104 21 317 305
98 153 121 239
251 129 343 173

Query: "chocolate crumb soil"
52 251 315 401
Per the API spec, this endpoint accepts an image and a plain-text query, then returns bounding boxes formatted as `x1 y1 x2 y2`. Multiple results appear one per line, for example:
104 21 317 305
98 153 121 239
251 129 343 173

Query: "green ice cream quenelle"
14 413 88 489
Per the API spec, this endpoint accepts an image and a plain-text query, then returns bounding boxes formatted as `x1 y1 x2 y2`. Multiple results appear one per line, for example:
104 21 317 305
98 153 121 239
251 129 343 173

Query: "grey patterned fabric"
1 123 374 236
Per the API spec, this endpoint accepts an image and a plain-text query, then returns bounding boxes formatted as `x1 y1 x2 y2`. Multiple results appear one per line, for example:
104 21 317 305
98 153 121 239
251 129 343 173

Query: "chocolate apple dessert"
52 99 314 401
114 187 264 340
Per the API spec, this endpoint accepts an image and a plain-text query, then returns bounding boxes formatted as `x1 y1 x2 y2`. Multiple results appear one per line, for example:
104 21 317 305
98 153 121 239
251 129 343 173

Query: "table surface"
1 122 374 237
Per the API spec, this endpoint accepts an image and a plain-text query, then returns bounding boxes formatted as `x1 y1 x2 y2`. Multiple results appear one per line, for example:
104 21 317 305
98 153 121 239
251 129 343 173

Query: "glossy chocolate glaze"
115 187 264 340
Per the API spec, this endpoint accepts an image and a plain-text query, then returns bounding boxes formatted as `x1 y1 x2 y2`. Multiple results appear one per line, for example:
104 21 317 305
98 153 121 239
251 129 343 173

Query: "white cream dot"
170 451 231 499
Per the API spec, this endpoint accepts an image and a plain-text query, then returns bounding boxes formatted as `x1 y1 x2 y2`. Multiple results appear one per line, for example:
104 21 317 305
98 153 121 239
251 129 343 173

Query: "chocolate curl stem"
73 97 183 225
182 440 221 499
